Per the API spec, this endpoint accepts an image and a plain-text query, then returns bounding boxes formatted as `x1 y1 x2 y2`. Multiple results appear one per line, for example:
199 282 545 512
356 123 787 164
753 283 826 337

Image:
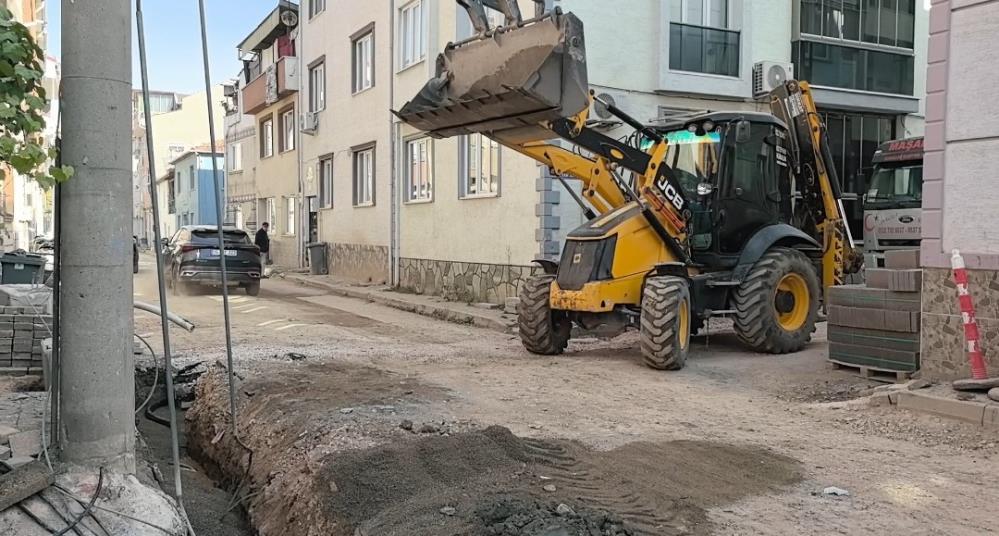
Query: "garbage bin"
307 242 328 276
0 252 46 284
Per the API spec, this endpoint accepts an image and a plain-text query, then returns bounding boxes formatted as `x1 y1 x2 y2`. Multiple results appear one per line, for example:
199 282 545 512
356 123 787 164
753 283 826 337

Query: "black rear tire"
732 247 820 354
517 274 570 355
639 276 691 370
245 281 261 297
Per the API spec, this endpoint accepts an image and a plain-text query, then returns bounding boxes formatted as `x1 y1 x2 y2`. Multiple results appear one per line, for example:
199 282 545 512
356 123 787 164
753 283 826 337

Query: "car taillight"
180 244 196 253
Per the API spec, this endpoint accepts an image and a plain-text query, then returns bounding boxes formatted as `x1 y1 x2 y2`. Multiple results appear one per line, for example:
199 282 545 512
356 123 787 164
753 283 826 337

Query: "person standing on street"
255 222 271 266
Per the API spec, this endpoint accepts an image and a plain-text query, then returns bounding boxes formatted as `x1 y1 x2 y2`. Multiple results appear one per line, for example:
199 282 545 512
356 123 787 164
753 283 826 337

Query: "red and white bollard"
951 249 989 380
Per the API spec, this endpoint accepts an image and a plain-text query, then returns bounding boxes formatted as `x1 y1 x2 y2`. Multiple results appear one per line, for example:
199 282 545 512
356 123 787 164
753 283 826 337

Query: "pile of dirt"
319 426 802 536
475 496 634 535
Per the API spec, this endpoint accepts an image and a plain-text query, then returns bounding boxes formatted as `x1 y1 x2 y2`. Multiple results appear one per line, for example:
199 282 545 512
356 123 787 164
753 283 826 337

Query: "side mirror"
161 238 170 248
735 120 751 144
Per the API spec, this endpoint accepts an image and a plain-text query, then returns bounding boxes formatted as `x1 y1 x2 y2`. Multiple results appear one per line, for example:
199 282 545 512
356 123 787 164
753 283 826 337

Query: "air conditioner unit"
753 61 794 97
300 112 319 135
587 92 621 129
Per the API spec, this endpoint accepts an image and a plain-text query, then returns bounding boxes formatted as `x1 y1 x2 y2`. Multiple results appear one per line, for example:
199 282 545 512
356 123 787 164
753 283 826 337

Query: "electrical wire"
135 4 190 535
134 333 159 415
53 468 104 536
52 485 176 535
35 493 94 536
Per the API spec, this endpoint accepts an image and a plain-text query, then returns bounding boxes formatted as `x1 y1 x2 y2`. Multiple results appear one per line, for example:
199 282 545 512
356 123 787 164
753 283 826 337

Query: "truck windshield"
865 164 922 210
650 130 721 195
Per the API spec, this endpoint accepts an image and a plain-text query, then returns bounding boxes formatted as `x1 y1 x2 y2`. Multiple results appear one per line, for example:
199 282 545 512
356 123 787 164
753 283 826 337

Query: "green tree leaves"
0 6 72 190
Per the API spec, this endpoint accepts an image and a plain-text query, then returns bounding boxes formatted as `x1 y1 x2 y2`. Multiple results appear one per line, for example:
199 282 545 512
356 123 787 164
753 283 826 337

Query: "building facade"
1 0 53 250
131 89 183 246
235 1 302 268
246 0 929 303
223 82 259 232
135 89 225 240
919 0 999 380
170 149 225 229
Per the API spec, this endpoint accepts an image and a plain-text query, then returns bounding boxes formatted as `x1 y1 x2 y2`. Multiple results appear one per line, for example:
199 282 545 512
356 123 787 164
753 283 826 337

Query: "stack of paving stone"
827 249 922 380
0 307 50 371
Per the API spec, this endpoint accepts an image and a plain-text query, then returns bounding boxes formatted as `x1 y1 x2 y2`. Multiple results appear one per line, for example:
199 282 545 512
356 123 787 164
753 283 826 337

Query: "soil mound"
319 426 801 536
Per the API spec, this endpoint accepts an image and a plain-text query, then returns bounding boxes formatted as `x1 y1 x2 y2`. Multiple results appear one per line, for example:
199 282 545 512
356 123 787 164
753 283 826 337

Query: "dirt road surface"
132 265 999 535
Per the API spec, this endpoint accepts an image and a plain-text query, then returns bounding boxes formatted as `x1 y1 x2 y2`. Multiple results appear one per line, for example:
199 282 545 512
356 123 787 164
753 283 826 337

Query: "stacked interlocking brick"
827 249 923 376
0 307 50 369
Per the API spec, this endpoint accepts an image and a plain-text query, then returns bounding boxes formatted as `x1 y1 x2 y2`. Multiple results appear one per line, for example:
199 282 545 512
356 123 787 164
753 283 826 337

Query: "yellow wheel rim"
678 297 690 350
775 273 809 331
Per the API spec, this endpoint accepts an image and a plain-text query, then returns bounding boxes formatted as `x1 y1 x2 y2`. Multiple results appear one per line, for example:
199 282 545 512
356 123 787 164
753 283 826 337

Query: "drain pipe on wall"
389 1 400 287
296 22 307 269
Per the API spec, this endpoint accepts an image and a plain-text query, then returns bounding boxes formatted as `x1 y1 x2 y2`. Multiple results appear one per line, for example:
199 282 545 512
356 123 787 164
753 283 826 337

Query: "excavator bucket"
395 8 588 143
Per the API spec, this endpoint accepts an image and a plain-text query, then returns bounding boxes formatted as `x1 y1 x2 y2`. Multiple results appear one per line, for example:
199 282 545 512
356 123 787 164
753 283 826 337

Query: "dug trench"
186 361 803 536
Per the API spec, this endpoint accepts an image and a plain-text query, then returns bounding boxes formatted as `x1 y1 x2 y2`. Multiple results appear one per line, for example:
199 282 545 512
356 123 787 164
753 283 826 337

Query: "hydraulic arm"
767 80 858 289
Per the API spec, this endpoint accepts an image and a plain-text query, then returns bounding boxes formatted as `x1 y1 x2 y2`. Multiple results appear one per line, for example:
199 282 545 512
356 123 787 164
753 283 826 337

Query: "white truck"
862 137 923 268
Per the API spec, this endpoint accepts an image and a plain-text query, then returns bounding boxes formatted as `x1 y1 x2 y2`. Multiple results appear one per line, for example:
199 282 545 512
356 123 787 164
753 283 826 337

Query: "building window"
353 146 375 206
319 156 333 208
175 171 182 193
285 197 296 236
279 108 295 152
260 117 274 158
229 142 243 171
399 1 426 69
309 0 326 19
309 61 325 112
189 165 195 190
405 137 432 202
801 0 915 49
668 0 739 77
352 29 374 93
460 134 500 198
792 41 914 95
265 197 276 233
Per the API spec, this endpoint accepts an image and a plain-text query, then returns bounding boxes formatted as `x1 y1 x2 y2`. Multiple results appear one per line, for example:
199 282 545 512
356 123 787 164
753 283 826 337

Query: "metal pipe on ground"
133 301 196 332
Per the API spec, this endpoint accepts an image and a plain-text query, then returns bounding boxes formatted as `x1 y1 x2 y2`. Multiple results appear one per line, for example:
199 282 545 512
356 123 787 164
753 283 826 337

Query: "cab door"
714 124 783 254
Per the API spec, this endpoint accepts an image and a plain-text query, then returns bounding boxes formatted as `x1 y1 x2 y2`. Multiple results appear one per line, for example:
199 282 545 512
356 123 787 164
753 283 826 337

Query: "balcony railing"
242 56 299 115
669 23 740 78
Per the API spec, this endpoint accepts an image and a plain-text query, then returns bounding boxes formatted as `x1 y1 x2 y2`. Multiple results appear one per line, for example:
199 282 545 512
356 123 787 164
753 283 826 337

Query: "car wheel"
245 281 260 297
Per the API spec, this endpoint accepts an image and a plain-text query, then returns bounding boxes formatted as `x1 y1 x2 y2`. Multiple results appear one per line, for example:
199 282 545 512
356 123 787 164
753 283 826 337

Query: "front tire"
640 276 691 370
518 275 570 355
732 247 820 354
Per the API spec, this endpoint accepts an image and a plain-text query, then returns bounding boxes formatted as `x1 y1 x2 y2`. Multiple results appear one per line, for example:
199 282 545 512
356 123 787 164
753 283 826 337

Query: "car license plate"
209 249 238 257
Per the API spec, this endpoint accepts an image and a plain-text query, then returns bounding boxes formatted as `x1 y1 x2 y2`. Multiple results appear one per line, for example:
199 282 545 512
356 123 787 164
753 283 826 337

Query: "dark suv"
162 225 262 296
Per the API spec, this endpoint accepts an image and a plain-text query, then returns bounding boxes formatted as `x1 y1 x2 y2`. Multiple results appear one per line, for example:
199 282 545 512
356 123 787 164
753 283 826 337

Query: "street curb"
884 390 999 429
284 275 515 333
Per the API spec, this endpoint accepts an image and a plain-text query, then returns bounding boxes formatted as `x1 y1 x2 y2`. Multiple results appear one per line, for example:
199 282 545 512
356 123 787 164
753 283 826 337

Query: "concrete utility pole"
58 0 135 472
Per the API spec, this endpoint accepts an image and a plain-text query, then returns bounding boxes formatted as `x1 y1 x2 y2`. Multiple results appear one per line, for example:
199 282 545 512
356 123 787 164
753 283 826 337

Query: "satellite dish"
767 64 789 89
280 10 299 28
593 93 616 120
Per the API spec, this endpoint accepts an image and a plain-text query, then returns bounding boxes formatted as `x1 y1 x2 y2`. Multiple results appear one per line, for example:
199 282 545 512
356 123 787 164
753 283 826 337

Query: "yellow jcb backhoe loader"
396 1 859 370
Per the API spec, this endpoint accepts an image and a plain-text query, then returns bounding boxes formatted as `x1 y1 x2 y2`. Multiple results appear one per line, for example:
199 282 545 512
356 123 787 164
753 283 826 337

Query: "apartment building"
263 0 930 303
132 89 183 245
1 0 53 249
136 88 225 240
235 1 302 267
223 82 259 232
170 148 225 228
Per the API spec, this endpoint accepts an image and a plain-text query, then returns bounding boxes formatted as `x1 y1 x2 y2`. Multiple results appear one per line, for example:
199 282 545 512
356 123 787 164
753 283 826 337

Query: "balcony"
243 56 299 115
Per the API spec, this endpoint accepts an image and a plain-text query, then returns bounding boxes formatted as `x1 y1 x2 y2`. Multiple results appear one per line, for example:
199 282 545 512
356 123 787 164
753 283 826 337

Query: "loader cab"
646 112 791 267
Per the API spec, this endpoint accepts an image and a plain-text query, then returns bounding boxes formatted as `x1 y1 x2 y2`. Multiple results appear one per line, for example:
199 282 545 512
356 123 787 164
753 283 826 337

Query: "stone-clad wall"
920 268 999 380
398 258 538 304
329 243 389 284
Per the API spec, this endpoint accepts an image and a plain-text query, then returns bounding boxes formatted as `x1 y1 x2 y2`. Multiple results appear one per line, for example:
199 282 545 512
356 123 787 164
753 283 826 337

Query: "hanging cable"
135 2 189 533
52 468 104 536
195 0 239 438
134 334 159 415
195 0 257 519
